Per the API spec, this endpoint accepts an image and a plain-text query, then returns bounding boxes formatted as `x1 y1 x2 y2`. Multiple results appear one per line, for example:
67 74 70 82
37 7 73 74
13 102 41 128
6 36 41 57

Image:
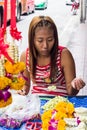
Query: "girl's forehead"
35 26 53 33
34 28 54 38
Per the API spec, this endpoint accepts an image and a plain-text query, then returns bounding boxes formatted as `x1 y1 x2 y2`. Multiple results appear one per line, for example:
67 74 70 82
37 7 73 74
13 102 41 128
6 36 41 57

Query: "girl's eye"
48 39 52 42
36 39 43 42
47 38 54 42
36 39 43 43
36 38 54 43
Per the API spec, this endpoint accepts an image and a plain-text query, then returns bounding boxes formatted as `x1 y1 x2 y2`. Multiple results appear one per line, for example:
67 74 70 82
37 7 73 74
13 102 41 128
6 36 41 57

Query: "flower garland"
4 61 26 75
0 60 26 108
4 60 26 90
41 101 75 130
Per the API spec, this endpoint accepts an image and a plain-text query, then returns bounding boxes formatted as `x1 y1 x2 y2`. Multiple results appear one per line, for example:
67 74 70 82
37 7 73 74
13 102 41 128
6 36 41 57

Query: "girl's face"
34 27 55 57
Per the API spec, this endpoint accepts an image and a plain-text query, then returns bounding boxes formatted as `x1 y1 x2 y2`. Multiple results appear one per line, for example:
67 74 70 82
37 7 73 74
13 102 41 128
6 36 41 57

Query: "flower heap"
41 101 75 130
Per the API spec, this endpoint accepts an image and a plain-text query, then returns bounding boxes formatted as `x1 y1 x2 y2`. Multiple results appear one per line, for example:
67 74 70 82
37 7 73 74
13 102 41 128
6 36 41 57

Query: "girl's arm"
61 48 85 95
17 51 30 95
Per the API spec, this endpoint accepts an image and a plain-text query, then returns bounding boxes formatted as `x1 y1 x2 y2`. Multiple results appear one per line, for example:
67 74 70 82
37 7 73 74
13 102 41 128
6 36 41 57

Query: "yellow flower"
66 102 75 115
55 101 68 113
10 77 25 90
55 111 67 120
57 119 66 130
41 110 52 121
0 96 12 108
42 118 49 130
4 61 26 74
54 101 74 117
0 77 12 90
41 100 75 130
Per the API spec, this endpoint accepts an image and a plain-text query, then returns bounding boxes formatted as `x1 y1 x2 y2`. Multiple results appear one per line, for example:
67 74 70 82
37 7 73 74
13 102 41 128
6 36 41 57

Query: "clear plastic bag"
1 91 40 122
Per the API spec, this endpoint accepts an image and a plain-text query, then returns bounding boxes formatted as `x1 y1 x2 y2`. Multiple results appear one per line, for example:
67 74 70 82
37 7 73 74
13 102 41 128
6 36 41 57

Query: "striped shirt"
26 46 68 96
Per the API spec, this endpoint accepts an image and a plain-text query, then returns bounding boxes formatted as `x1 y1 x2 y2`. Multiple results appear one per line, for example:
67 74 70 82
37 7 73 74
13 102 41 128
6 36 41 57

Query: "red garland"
0 0 7 38
0 39 14 64
3 0 7 32
0 0 14 64
10 27 22 41
10 0 22 40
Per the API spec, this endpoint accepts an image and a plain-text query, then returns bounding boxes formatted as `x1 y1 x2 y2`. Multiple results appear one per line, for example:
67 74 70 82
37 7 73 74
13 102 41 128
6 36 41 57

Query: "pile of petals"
0 115 22 128
41 101 75 130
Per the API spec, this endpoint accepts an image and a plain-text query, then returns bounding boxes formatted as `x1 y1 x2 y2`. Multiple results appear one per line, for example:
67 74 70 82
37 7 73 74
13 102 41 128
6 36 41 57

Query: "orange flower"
41 100 75 130
4 61 26 74
0 77 12 90
10 77 25 90
55 111 67 120
57 119 66 130
0 96 12 108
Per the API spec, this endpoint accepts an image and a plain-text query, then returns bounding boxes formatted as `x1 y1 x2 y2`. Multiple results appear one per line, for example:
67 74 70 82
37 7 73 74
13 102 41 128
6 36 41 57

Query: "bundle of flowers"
4 61 26 75
4 60 26 90
41 96 87 130
0 77 12 108
0 60 26 108
41 101 75 130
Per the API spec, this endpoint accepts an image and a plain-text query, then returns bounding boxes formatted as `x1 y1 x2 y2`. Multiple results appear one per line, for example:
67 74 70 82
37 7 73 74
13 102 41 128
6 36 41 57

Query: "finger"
75 79 85 90
17 89 26 95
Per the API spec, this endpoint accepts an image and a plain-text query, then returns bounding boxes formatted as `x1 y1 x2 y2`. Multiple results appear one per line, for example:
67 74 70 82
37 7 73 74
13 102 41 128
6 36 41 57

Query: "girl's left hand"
71 78 86 90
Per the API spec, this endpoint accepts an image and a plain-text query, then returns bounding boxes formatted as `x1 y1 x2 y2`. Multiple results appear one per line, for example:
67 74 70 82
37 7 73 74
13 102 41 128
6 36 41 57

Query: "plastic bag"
1 91 40 122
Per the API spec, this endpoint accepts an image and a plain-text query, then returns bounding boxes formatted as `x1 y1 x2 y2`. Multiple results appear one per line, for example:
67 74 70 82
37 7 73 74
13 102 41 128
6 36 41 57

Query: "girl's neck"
37 56 51 66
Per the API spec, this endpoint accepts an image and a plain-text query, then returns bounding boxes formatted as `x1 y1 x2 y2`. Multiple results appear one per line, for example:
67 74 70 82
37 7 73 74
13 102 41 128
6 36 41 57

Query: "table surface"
0 96 87 130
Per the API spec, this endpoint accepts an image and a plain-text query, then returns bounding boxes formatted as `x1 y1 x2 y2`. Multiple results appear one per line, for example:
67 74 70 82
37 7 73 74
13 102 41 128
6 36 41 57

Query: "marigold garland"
4 61 26 74
0 77 12 90
10 77 25 90
41 101 75 130
0 60 26 108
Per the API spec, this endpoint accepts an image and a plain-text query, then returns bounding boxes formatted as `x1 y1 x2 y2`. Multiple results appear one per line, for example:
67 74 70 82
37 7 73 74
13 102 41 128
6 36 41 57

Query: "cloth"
26 46 68 96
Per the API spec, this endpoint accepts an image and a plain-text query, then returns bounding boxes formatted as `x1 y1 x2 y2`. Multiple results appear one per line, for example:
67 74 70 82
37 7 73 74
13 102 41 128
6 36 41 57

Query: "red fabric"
10 0 22 40
11 0 16 28
3 0 7 32
0 0 14 64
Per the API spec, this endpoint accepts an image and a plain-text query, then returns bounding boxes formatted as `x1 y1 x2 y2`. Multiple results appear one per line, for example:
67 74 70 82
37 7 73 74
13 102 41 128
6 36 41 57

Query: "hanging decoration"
0 0 25 108
10 0 22 40
0 0 14 64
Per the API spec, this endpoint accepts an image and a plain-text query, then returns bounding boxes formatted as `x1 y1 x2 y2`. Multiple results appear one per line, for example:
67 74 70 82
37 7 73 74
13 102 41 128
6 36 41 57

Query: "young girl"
18 16 85 96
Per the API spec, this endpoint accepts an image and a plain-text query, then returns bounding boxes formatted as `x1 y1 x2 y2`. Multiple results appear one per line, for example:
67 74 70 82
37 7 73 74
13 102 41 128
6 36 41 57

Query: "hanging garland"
10 0 22 40
0 0 25 108
0 0 14 64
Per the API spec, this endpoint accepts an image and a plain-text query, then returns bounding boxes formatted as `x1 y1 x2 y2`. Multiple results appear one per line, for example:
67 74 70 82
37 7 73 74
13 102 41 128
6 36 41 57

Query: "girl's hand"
71 78 86 91
17 85 29 95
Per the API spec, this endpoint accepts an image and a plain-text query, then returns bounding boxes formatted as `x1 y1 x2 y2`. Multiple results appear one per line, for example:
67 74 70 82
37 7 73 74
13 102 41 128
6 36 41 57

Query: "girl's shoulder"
58 46 71 57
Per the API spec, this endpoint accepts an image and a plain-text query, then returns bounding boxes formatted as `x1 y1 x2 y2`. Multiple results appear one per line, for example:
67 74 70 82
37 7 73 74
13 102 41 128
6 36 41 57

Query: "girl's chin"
40 53 50 57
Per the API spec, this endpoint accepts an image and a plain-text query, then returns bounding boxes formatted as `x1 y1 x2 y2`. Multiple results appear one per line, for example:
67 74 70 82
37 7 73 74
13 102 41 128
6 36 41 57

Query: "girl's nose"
43 40 48 48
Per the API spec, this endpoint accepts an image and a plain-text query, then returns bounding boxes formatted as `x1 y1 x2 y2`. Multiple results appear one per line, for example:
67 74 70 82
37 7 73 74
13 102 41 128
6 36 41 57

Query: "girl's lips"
41 49 48 53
